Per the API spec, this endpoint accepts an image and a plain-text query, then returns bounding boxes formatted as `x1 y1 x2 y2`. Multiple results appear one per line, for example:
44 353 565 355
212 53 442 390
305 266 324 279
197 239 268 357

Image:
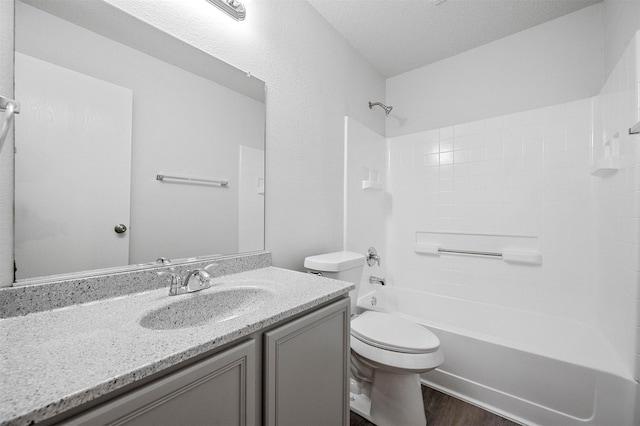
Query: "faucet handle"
366 247 380 267
204 263 219 274
157 270 182 296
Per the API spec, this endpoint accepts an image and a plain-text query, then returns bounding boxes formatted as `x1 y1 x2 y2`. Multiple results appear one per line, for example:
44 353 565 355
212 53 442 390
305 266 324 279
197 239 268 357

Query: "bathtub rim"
356 287 632 381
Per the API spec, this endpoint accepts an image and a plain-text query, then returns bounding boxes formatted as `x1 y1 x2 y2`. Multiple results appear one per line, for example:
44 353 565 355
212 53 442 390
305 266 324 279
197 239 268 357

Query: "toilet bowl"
304 251 444 426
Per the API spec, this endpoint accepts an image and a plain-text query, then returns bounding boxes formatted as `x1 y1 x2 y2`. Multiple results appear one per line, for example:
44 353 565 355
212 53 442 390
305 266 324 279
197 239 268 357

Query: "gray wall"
386 4 605 137
604 0 640 78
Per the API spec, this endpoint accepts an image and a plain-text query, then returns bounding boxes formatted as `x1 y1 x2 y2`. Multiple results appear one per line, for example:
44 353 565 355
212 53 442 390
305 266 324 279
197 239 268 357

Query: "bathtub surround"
594 31 640 383
343 79 639 422
378 74 639 421
387 96 597 322
344 101 638 423
387 30 640 383
344 117 387 291
339 28 640 426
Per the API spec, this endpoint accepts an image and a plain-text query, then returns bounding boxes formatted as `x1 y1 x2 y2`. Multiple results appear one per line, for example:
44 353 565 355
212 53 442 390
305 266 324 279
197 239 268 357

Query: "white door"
14 52 133 280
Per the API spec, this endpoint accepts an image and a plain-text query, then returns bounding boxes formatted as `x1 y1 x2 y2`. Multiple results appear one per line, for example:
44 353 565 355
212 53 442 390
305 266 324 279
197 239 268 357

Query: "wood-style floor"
350 385 520 426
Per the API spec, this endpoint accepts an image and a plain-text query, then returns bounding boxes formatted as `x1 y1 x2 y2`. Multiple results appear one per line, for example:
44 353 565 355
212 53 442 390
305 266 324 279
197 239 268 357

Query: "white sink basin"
139 286 274 330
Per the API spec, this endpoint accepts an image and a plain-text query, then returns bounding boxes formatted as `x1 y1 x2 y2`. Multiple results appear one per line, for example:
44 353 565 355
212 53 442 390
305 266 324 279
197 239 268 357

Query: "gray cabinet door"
264 298 350 426
63 339 256 426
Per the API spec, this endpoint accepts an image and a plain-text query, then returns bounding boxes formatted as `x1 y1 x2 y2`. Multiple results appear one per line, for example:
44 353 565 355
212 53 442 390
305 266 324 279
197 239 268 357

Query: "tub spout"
369 276 385 286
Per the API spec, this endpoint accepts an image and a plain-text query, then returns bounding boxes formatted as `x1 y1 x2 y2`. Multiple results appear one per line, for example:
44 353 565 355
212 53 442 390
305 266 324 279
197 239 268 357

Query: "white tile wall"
344 117 387 296
387 96 597 322
383 31 640 378
594 31 640 379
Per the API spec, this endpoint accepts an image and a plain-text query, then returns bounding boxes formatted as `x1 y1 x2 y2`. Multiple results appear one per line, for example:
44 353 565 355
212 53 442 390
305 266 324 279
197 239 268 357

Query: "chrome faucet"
366 247 380 267
183 269 213 293
157 264 218 296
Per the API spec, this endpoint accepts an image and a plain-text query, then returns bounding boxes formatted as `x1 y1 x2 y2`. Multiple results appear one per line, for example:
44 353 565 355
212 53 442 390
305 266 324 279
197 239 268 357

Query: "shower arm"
368 101 393 116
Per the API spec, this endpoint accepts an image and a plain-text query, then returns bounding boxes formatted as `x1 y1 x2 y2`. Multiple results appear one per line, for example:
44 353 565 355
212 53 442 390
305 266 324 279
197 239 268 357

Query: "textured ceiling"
307 0 602 78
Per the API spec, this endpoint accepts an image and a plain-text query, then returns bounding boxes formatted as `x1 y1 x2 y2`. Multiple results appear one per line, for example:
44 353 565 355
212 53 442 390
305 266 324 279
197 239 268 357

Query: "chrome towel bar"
414 244 542 265
156 174 228 187
437 248 502 257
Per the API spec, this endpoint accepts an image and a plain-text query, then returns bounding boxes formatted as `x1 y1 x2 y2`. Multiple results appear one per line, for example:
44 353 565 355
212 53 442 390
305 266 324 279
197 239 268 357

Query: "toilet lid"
351 311 440 354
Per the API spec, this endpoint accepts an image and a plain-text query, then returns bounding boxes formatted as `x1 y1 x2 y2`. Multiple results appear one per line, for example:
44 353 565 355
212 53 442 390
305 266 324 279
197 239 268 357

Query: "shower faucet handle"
366 247 380 267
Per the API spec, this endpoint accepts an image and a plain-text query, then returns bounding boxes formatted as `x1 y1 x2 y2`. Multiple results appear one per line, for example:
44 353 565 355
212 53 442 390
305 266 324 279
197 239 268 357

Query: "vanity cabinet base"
62 340 256 426
264 298 350 426
56 297 349 426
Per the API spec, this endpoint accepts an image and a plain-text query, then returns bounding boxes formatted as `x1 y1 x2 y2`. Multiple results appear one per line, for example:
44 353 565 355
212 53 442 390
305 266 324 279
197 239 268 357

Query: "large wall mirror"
13 0 266 283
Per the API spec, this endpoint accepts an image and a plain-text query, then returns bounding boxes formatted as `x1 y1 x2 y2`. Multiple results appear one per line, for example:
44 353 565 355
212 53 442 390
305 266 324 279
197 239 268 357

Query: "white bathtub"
356 287 638 426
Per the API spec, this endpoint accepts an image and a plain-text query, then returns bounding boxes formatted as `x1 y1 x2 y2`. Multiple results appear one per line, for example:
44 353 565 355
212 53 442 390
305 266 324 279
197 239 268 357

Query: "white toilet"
304 251 443 426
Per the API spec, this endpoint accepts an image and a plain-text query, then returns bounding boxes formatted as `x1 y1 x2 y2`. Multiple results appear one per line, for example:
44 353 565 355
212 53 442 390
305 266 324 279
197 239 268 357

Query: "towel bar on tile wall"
437 248 502 257
156 174 228 187
414 244 542 265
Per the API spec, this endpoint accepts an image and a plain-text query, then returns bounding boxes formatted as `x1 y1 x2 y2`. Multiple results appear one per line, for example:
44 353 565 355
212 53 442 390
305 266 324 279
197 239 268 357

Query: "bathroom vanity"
61 299 349 426
0 256 353 426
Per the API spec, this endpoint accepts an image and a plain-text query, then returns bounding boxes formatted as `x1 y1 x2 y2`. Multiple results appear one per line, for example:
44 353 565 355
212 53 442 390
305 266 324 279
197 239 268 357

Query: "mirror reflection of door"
13 0 266 282
238 145 265 253
14 52 132 280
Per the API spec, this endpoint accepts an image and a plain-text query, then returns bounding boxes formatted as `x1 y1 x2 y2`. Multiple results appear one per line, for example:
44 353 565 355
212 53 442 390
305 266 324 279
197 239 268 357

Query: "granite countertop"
0 267 354 426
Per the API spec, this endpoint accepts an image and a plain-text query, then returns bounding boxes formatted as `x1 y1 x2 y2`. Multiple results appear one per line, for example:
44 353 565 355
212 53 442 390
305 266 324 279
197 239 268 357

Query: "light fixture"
206 0 246 21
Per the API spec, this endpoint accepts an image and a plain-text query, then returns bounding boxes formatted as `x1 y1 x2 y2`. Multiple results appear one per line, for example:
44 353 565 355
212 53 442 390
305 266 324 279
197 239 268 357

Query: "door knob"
114 224 127 234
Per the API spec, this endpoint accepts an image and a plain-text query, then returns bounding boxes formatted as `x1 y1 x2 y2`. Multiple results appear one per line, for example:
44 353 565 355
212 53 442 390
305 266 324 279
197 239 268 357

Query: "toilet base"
350 371 427 426
350 392 373 422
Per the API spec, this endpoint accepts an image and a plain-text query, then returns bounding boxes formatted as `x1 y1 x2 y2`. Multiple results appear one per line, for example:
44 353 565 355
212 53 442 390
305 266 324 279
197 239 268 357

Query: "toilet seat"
350 311 444 372
351 311 440 354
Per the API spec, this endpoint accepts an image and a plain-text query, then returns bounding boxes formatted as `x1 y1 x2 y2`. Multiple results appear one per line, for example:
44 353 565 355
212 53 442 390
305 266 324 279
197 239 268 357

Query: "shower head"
369 101 393 116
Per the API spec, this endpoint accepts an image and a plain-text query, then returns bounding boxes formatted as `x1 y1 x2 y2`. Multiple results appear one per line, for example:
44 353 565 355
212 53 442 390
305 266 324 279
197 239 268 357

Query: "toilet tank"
304 251 365 313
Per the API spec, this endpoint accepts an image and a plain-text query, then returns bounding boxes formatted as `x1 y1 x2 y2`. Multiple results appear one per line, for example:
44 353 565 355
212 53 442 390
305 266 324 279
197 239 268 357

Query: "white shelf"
591 134 620 178
362 180 383 191
590 157 619 177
